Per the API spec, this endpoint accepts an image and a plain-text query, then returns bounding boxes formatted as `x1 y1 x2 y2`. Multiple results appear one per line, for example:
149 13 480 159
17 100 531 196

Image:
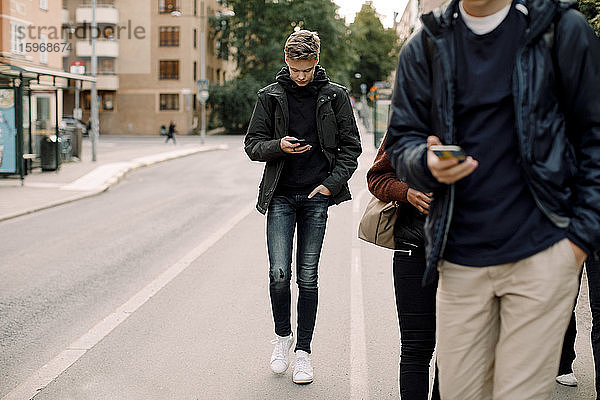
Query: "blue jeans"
266 193 329 353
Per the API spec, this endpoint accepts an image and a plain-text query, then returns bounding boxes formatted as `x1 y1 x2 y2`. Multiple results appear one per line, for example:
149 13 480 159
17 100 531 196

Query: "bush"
208 76 263 134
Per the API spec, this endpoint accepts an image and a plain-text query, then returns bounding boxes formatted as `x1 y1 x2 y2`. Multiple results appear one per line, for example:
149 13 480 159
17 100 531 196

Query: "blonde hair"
284 30 320 60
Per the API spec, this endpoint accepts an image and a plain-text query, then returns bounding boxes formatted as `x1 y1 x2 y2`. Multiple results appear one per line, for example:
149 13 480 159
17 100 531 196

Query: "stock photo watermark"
13 20 147 53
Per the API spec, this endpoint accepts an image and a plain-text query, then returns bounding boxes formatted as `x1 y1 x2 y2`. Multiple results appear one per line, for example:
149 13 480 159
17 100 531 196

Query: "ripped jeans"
266 193 329 354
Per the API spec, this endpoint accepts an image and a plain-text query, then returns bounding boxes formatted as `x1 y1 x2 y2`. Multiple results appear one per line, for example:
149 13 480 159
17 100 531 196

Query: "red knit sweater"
366 137 409 204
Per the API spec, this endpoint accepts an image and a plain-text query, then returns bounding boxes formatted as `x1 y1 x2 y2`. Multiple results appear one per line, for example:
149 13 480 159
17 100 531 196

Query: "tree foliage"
209 0 356 133
213 0 354 86
348 2 399 95
579 0 600 35
208 76 263 133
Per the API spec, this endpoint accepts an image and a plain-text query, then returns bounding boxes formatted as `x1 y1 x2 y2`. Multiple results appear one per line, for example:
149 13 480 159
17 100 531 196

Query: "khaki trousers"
436 238 582 400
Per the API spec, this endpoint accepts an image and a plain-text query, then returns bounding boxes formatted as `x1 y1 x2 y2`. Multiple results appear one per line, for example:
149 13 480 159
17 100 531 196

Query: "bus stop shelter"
0 61 95 181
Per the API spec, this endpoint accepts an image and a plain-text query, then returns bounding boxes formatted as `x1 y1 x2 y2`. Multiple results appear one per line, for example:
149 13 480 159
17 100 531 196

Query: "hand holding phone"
281 136 311 154
426 136 478 184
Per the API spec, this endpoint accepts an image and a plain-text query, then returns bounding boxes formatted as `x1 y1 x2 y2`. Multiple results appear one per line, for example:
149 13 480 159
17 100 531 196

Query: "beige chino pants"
436 238 582 400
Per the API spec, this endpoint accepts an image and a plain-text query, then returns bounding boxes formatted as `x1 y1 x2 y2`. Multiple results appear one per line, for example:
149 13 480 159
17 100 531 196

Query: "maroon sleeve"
366 137 409 203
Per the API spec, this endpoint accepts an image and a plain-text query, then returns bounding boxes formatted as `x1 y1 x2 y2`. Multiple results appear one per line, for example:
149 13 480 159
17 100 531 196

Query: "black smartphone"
289 139 307 145
430 145 466 162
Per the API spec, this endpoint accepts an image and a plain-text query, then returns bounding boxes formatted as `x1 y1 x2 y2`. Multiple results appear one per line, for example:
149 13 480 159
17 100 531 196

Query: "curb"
0 144 228 222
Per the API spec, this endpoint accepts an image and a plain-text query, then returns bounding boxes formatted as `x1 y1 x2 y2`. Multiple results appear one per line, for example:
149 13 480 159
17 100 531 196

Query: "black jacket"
385 0 600 283
245 67 362 214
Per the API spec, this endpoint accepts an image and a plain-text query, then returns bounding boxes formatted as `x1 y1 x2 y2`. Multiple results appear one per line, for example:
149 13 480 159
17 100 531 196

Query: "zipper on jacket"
514 44 569 229
316 94 335 170
427 30 455 267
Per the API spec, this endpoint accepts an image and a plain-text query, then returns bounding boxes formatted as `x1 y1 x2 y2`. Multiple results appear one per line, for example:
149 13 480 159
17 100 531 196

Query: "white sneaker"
270 333 294 374
293 350 314 384
556 372 578 387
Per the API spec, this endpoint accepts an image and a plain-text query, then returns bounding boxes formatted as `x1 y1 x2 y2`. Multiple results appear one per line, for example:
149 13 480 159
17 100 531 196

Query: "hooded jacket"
385 0 600 283
245 66 362 214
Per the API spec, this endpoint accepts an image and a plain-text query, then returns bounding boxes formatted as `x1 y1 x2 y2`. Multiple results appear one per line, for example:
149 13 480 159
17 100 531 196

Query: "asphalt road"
0 134 596 399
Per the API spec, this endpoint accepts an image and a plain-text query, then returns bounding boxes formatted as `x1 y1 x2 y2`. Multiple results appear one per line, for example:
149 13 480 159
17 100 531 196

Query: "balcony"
62 8 70 25
76 40 119 58
75 5 119 25
82 74 119 91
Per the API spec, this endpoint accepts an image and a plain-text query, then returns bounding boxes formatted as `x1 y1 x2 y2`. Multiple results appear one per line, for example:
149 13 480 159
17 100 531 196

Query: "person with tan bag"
367 136 439 400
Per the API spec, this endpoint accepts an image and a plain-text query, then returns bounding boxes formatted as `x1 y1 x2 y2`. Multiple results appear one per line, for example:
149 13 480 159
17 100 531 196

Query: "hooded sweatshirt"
275 65 330 195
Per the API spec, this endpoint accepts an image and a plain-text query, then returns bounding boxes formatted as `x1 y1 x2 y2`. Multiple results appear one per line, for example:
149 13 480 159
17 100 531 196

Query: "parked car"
59 116 88 136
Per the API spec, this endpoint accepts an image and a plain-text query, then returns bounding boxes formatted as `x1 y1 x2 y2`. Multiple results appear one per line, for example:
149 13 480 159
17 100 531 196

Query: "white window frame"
10 22 26 55
40 0 48 11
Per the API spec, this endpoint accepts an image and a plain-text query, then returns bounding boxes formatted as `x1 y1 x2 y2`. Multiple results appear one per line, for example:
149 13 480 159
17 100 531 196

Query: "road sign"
70 61 85 75
197 79 209 103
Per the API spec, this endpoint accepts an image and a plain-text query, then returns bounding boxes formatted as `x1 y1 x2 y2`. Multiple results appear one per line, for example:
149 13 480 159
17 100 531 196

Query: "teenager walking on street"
385 0 600 398
245 30 361 384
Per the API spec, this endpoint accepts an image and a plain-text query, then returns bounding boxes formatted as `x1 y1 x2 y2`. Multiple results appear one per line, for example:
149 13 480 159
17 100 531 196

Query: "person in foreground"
384 0 600 397
244 30 361 384
367 135 440 400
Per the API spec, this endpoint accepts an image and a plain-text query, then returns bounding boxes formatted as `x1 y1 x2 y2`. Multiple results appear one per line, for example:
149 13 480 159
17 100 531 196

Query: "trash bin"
40 135 61 171
72 125 82 159
59 127 74 162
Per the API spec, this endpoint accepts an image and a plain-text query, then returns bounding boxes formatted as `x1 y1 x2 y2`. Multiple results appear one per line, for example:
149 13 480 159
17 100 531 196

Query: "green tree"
348 2 399 95
579 0 600 35
209 0 355 133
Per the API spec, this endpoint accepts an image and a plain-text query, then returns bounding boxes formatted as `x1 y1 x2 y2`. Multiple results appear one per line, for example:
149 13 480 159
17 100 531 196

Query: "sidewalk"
0 135 229 222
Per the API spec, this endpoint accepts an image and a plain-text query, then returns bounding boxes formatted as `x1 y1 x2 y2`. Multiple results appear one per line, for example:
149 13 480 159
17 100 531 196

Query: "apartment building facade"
0 0 93 176
62 0 235 135
395 0 447 43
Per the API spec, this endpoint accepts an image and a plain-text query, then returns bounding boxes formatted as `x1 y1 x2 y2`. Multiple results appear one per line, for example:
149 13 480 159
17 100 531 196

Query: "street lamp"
171 8 234 144
91 0 99 161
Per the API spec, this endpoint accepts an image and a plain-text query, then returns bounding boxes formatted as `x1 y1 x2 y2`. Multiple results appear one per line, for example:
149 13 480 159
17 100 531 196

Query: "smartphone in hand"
430 145 466 162
289 138 307 145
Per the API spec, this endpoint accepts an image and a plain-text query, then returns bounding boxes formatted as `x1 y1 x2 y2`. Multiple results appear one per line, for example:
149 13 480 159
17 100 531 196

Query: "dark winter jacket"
385 0 600 283
245 66 362 214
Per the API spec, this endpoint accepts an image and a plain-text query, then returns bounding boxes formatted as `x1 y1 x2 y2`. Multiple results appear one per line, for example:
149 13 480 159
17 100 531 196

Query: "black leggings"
393 250 440 400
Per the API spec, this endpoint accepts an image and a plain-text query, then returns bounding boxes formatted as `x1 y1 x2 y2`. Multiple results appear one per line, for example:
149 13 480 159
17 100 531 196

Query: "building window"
159 60 179 80
194 0 197 15
10 22 25 54
40 0 48 10
193 61 197 81
83 93 91 110
103 92 115 111
99 58 116 74
36 96 51 122
159 0 179 13
193 28 197 48
159 26 180 47
160 94 179 110
39 35 48 64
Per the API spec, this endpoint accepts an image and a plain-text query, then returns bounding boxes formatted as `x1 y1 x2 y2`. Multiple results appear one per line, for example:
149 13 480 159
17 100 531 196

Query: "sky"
333 0 409 28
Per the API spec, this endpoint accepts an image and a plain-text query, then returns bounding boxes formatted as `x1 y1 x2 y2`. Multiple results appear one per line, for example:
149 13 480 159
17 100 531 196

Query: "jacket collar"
265 80 336 100
420 0 569 41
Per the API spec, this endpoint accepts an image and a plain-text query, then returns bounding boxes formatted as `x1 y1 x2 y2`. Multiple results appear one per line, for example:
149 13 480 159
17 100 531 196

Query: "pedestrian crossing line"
1 202 255 400
351 188 370 400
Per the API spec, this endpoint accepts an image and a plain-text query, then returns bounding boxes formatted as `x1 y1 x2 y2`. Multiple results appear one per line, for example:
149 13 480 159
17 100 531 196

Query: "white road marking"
351 188 369 400
2 201 255 400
